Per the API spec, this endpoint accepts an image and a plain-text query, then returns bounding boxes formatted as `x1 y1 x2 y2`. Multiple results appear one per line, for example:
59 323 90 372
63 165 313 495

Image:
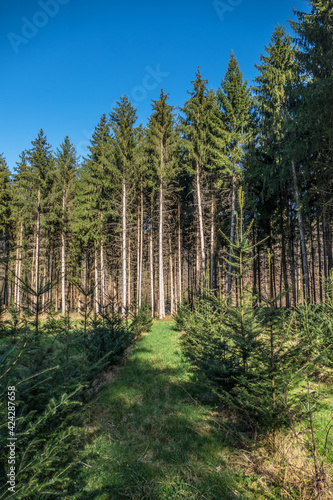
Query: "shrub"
131 302 153 337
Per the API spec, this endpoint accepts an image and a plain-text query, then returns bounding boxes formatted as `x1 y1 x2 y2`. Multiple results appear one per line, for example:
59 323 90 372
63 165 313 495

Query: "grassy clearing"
72 321 245 499
69 320 333 499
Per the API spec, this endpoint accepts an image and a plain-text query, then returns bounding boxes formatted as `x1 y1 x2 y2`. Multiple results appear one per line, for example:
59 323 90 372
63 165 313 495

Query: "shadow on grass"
70 325 244 500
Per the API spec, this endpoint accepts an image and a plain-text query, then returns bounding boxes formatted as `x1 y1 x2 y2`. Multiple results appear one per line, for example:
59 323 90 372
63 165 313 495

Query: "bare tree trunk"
289 213 297 307
291 160 310 299
16 224 23 310
196 231 199 293
128 238 131 312
14 225 23 308
227 172 236 298
178 202 182 306
14 238 19 306
100 240 105 312
136 201 140 311
310 223 316 304
257 247 262 304
122 179 127 317
210 195 215 290
323 201 332 277
158 177 165 319
139 183 143 308
94 243 99 314
42 265 46 313
149 220 154 318
196 162 206 291
35 190 41 303
169 235 174 315
317 215 323 302
61 192 66 316
280 203 290 307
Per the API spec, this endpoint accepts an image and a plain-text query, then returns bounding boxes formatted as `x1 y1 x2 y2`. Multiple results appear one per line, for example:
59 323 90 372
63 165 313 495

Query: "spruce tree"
249 26 299 304
54 137 78 315
182 69 220 292
26 130 55 324
74 114 112 314
110 96 137 316
290 0 333 276
11 151 32 310
0 155 11 307
147 90 177 318
217 52 252 298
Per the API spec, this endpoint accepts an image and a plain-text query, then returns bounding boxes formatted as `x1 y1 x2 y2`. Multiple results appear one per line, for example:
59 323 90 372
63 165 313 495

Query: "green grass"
71 321 245 500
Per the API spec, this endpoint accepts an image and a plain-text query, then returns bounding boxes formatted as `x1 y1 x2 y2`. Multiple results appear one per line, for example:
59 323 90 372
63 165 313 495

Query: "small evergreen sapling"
131 301 153 337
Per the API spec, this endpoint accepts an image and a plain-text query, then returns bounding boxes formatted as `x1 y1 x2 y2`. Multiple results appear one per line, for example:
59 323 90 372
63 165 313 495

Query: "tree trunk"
136 201 140 310
17 224 23 310
139 181 143 308
291 160 310 299
100 240 105 312
122 179 127 317
159 176 165 318
169 234 174 315
128 238 131 312
280 203 290 307
35 190 41 303
210 195 215 290
34 189 41 332
309 223 316 304
61 192 66 316
149 219 154 318
178 202 182 306
196 162 206 291
317 215 323 302
94 242 99 315
227 171 236 298
323 207 332 277
289 212 297 307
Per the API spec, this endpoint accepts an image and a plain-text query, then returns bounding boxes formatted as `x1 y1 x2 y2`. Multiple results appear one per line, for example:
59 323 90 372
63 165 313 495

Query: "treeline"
0 1 332 317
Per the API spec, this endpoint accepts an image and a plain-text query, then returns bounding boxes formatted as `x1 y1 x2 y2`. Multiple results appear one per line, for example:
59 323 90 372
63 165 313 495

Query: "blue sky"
1 0 310 170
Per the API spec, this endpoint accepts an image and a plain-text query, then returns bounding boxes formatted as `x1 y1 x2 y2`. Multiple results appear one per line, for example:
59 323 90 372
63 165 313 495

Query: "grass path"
73 321 241 499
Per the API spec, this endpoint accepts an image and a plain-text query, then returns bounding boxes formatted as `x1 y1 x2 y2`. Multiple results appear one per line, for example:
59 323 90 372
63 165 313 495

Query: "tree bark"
158 176 165 318
100 240 105 312
227 172 236 298
178 202 182 306
291 160 310 299
310 222 316 304
128 237 131 312
61 192 66 316
35 189 41 303
149 218 154 318
169 234 174 315
280 203 290 307
196 162 206 292
122 179 127 317
16 224 23 310
316 215 323 302
210 195 215 290
94 242 99 315
136 200 140 310
139 181 143 308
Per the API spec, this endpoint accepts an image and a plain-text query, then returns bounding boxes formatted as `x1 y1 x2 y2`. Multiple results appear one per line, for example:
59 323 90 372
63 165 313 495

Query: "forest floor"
71 320 333 499
71 320 248 500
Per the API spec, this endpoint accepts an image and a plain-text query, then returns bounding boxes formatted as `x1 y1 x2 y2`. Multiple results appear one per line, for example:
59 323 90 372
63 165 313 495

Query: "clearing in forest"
73 320 243 500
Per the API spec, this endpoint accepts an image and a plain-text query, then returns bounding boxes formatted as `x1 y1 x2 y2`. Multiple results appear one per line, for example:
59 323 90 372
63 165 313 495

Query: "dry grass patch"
231 430 333 499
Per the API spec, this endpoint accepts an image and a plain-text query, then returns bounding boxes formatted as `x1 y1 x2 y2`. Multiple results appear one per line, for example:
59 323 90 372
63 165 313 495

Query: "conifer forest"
1 1 333 499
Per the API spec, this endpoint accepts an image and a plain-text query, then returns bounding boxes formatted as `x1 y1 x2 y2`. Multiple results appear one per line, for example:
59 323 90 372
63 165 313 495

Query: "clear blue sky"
1 0 310 170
